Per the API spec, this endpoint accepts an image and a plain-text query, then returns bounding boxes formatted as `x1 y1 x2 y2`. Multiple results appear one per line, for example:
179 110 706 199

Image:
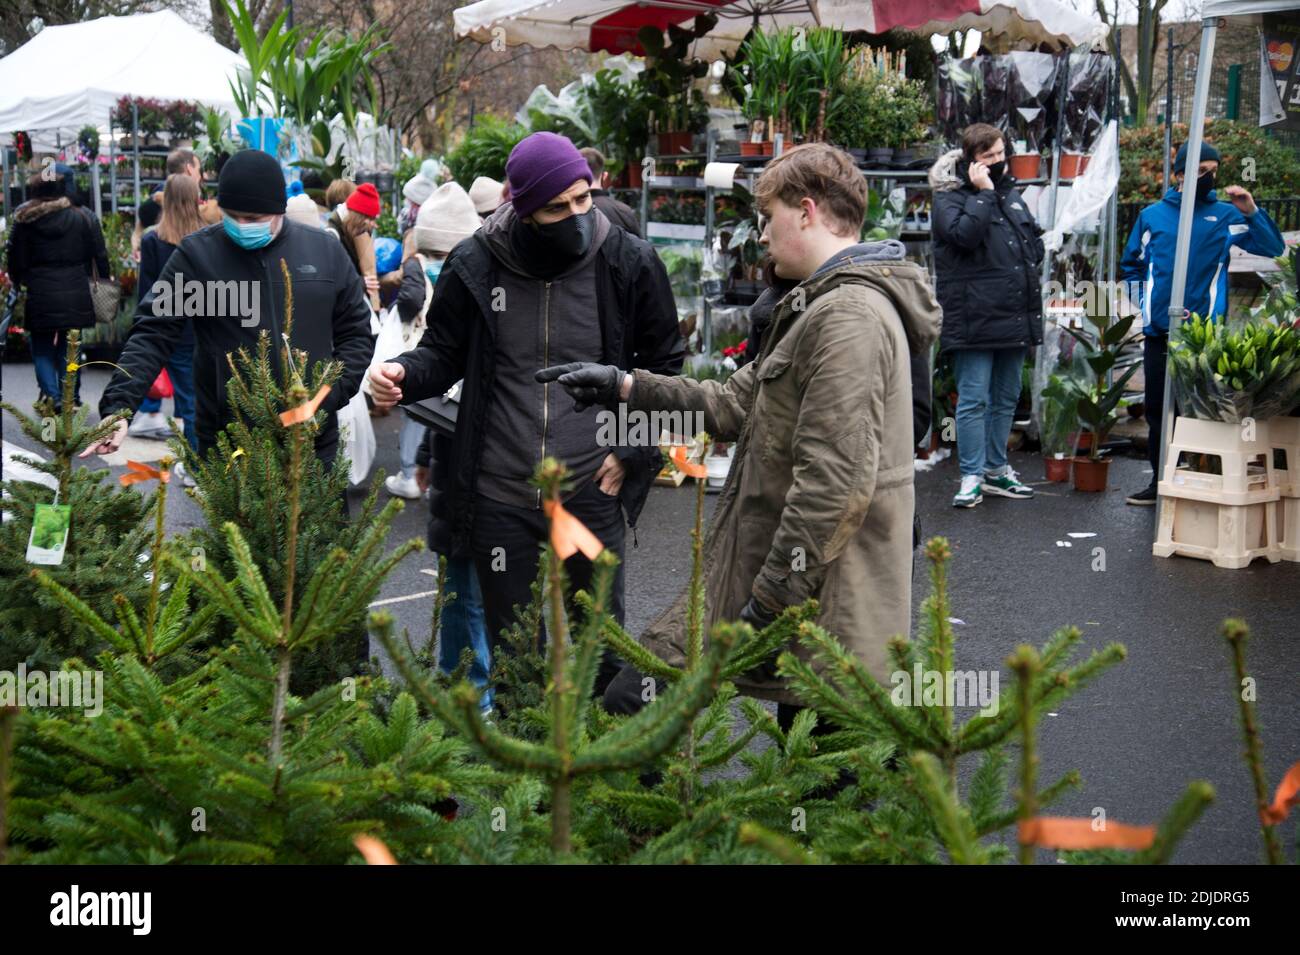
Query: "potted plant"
1167 313 1300 424
1040 372 1085 481
166 101 203 146
1066 312 1142 492
77 125 100 161
637 15 716 156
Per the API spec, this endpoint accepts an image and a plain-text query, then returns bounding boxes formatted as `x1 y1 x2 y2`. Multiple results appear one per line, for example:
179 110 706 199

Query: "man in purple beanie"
369 131 683 713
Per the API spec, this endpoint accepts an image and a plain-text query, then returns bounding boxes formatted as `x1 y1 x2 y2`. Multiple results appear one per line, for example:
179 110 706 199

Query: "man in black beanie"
84 149 375 472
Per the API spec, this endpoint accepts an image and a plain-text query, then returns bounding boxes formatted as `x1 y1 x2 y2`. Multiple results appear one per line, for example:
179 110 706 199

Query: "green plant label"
26 503 71 566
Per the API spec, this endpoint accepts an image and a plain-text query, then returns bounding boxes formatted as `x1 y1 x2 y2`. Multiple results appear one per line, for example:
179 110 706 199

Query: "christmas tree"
375 457 739 858
0 330 154 670
6 364 496 863
1223 619 1299 865
177 268 381 692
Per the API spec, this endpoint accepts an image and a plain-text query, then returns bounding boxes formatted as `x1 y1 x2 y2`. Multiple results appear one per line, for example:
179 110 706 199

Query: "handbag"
82 209 121 324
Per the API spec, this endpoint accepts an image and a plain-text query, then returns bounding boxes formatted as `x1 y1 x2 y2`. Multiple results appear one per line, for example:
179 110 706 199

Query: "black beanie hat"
217 149 286 214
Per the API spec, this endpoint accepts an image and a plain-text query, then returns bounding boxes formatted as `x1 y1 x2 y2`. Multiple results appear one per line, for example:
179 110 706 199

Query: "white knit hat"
414 182 481 253
469 176 505 215
403 174 435 205
285 193 323 230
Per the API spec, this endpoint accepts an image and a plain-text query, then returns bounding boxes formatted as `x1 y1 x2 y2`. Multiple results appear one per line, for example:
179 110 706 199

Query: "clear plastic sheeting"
1008 52 1060 152
1042 121 1120 252
517 79 598 144
1063 51 1113 152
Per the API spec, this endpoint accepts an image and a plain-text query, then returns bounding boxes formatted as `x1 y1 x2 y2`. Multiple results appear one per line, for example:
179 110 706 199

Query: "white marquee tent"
0 10 245 151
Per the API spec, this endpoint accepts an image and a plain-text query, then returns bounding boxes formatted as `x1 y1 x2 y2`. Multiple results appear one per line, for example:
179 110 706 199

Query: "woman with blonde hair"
127 173 206 472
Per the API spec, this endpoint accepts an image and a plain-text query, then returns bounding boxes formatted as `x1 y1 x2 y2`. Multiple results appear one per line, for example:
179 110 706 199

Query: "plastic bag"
374 236 402 275
148 369 173 399
336 387 375 486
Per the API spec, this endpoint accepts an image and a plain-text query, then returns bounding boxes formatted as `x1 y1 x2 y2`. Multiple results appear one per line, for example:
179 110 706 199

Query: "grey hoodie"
475 203 615 509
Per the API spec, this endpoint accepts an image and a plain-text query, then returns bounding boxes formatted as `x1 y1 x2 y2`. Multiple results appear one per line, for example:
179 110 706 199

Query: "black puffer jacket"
393 208 684 557
930 149 1044 353
100 219 375 457
5 198 109 331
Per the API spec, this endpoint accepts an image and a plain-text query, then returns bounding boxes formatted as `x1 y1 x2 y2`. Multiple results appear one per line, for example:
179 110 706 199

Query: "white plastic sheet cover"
1042 120 1120 253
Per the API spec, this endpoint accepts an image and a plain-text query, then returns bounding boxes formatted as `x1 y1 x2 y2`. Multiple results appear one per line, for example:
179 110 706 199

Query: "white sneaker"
127 411 171 439
174 461 197 488
385 473 422 499
952 474 983 508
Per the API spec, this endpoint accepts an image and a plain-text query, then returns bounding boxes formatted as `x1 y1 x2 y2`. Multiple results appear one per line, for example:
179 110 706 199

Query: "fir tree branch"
1222 619 1283 865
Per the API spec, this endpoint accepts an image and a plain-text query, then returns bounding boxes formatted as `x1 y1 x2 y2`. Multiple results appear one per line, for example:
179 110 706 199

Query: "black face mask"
987 160 1007 182
1195 170 1216 202
511 208 595 277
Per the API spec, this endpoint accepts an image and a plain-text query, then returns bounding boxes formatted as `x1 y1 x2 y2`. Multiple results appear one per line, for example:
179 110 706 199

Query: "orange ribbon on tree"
670 444 707 479
1261 761 1300 826
1018 816 1156 851
543 499 604 561
279 384 331 426
119 460 169 486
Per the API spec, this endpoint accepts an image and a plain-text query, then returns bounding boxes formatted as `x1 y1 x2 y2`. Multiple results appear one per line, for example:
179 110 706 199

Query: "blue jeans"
438 556 492 712
398 411 426 480
30 329 81 410
953 347 1026 478
137 340 198 452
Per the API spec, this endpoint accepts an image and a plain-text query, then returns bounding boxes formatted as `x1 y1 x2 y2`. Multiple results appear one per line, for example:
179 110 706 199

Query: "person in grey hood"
369 132 684 714
540 144 941 728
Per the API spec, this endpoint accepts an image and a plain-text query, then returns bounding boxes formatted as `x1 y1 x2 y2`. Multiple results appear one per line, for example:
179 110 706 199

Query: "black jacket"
929 150 1044 353
591 189 641 238
394 216 683 556
138 230 194 348
100 220 375 456
5 198 109 331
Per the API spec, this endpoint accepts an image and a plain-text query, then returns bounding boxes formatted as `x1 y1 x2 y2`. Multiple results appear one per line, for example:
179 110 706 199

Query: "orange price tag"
119 460 169 486
543 499 605 561
670 445 707 479
1261 761 1300 826
352 834 397 865
1018 816 1156 851
279 384 331 426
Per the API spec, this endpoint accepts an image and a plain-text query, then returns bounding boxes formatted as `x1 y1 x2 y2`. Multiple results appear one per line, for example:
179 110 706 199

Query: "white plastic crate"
1153 494 1280 569
1269 417 1300 498
1160 417 1276 505
1277 497 1299 562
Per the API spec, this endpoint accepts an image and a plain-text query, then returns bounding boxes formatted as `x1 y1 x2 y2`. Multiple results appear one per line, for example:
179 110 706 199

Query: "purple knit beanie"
505 132 593 220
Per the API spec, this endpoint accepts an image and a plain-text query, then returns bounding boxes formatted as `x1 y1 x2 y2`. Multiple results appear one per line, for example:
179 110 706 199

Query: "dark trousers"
30 328 82 410
471 478 636 712
1144 334 1169 484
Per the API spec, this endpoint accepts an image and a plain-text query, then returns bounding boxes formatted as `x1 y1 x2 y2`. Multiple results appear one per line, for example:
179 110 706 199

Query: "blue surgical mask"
423 259 443 284
222 213 276 250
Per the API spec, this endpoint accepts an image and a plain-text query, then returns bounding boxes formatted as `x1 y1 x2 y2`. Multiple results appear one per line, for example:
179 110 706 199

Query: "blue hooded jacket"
1120 187 1285 336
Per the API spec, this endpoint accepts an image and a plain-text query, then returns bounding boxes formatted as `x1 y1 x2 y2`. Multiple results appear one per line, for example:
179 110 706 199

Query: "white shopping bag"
362 306 408 400
336 387 375 486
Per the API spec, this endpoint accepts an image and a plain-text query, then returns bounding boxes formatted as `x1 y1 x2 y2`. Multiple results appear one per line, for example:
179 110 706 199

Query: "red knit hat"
346 182 381 218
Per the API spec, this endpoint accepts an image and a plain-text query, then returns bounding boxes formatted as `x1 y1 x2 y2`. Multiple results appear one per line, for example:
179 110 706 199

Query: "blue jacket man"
1119 142 1286 504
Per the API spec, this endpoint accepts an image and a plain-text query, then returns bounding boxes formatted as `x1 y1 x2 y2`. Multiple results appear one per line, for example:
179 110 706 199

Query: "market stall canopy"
454 0 1108 57
1202 0 1300 16
0 10 245 150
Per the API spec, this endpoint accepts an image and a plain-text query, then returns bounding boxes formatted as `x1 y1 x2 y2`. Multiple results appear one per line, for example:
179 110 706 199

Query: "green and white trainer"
981 467 1034 499
953 474 983 508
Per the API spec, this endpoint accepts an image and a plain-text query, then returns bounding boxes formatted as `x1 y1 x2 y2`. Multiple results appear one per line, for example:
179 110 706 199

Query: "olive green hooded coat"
629 255 941 704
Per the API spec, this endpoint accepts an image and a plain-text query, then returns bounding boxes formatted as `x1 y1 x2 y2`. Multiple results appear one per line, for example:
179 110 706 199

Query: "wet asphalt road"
8 364 1299 864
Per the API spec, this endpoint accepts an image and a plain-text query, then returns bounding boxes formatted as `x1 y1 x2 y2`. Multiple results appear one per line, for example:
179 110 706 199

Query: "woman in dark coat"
930 122 1044 509
5 170 109 410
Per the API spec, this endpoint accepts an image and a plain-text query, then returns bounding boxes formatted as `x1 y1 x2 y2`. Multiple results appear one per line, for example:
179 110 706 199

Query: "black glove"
535 362 624 412
739 596 781 682
738 596 779 632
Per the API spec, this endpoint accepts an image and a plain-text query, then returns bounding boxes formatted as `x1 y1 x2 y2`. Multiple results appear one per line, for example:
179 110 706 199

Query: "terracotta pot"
1078 154 1091 175
740 141 764 156
760 139 773 156
1072 455 1110 492
626 163 642 188
1044 455 1072 482
1008 154 1042 180
1058 152 1085 179
1067 431 1094 452
657 131 694 156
